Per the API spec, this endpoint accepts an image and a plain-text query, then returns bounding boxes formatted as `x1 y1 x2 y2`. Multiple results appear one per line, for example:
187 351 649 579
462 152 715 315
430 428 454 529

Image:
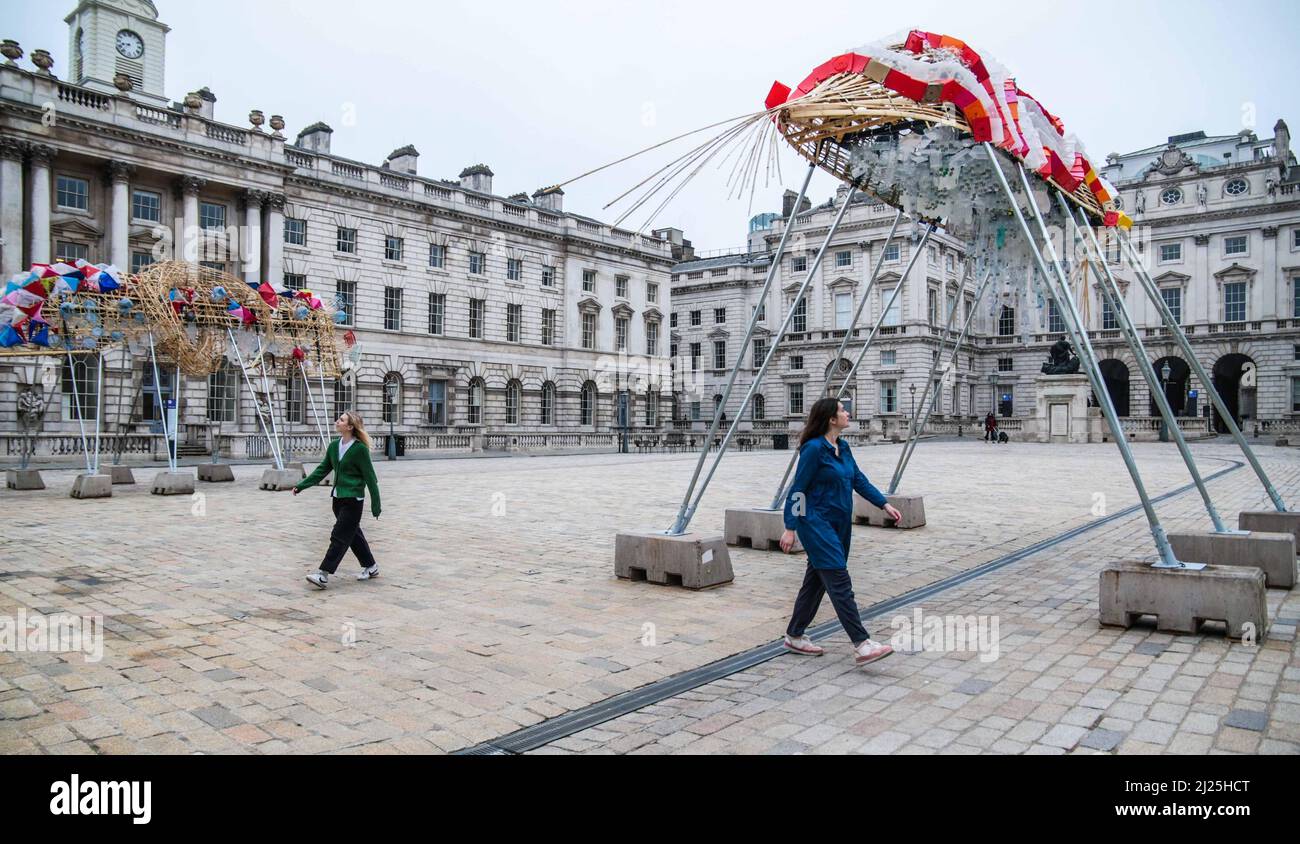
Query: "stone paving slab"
0 440 1295 755
524 445 1300 755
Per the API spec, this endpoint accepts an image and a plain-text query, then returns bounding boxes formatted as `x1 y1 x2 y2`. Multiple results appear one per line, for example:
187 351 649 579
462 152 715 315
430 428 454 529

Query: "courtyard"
0 439 1297 755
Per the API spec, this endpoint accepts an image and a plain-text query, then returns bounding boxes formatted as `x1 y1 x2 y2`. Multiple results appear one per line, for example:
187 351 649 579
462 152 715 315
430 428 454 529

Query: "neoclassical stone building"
670 126 1300 441
0 0 674 459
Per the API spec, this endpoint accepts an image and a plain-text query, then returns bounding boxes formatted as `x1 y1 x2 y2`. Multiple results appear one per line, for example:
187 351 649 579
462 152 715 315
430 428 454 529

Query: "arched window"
207 363 237 423
581 380 597 427
506 380 522 425
540 381 555 425
382 373 402 424
468 377 485 425
752 394 766 421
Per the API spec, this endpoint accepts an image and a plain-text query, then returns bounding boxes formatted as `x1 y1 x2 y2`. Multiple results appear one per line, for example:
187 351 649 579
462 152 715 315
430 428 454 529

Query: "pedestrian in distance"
291 411 382 589
778 397 901 667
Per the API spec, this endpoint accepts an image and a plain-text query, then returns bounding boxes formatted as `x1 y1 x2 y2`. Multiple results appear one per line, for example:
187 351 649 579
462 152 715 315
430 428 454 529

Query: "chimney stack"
782 189 811 218
196 86 216 120
532 185 563 212
295 122 333 154
385 144 419 175
459 164 494 195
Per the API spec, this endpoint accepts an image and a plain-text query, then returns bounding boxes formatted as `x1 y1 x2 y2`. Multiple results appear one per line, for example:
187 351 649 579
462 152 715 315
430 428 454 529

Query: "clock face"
116 30 144 59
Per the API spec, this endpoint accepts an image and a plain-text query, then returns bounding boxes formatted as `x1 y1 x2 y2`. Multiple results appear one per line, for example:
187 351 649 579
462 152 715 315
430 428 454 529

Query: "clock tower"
64 0 170 105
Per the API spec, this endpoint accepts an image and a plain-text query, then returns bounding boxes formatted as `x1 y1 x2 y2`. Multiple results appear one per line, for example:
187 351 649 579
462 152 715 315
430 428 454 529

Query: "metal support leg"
255 336 287 470
672 184 859 534
301 360 326 449
666 160 817 535
227 328 283 470
986 143 1185 568
1117 230 1287 512
91 351 104 474
1061 197 1231 534
889 267 996 493
145 333 177 474
766 209 904 508
63 348 94 475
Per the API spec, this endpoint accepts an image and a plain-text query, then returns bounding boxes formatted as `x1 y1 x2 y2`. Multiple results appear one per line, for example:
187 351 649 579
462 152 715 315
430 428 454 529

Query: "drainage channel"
458 459 1246 755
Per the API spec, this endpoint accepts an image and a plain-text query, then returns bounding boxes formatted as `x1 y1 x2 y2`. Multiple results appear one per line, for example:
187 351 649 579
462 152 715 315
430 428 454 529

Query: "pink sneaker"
854 639 894 666
783 634 825 656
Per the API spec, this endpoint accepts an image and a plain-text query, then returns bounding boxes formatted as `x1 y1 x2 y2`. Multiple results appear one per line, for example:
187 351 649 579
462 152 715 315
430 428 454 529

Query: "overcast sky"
5 0 1298 252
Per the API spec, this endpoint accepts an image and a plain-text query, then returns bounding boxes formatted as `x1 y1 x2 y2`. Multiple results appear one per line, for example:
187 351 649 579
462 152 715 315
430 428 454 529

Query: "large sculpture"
1041 338 1081 375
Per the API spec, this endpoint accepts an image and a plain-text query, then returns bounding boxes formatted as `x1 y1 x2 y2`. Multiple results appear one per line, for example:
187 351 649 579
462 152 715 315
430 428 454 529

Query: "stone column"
27 143 55 265
0 137 25 276
106 160 135 270
264 192 285 287
240 189 265 284
175 175 206 263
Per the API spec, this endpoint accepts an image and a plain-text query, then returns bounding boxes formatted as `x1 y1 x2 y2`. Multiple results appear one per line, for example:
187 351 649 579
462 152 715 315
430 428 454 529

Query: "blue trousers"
786 562 870 645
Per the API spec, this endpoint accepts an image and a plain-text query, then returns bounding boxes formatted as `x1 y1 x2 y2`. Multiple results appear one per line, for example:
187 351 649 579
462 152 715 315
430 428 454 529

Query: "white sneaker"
357 564 380 581
854 639 894 666
305 570 328 589
783 634 825 656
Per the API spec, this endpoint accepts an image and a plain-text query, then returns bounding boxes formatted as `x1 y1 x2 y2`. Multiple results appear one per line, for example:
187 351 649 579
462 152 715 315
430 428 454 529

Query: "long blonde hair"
341 410 372 448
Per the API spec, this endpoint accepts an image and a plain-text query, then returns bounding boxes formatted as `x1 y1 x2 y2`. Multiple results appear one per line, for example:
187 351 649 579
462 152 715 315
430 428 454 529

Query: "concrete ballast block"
70 473 113 499
151 472 195 495
615 531 733 589
1238 511 1300 558
198 463 235 483
854 492 926 529
5 469 44 490
724 507 802 553
1168 530 1296 589
259 467 303 491
1099 561 1267 640
109 465 135 484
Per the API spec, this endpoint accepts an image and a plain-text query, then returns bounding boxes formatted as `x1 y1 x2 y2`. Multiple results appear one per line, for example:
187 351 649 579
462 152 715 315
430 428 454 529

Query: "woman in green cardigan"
292 411 382 589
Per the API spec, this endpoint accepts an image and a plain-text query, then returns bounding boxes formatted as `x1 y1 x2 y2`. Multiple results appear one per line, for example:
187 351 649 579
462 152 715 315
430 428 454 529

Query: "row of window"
1156 235 1253 263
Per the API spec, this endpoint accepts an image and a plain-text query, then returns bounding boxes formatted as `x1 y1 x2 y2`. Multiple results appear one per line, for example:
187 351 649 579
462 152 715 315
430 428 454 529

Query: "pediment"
1212 263 1256 281
576 296 603 314
782 279 807 294
708 327 730 339
827 275 858 291
642 305 663 321
874 271 902 285
50 215 103 237
611 302 634 318
1151 270 1191 285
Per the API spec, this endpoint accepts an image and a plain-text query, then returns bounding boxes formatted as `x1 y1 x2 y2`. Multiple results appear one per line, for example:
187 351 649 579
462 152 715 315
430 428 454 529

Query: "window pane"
57 176 89 211
132 190 161 222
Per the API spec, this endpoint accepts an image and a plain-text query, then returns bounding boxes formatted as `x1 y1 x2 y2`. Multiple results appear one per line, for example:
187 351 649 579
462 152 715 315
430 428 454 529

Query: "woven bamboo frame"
774 59 1106 222
0 261 341 378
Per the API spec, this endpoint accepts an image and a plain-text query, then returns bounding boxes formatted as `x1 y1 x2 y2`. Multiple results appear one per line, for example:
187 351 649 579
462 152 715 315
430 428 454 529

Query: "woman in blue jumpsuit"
779 397 900 666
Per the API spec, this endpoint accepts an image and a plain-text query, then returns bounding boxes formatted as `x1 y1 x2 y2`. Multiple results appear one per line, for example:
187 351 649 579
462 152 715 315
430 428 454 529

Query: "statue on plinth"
17 384 54 469
1041 338 1081 375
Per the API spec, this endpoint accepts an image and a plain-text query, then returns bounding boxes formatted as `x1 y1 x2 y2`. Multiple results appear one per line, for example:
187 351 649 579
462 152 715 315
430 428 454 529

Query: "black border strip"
458 459 1247 755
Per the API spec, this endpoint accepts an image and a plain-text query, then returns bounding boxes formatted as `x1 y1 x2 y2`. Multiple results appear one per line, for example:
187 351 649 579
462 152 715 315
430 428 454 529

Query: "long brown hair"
340 410 372 449
798 397 842 449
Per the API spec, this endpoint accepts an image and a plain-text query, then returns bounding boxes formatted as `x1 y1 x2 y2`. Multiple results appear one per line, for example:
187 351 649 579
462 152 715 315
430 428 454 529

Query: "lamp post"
385 378 397 460
1159 361 1172 443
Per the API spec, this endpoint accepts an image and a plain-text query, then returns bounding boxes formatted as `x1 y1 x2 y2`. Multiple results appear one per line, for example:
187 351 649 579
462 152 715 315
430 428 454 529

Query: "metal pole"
765 209 904 508
62 348 94 475
987 143 1184 567
1117 230 1287 512
254 335 287 469
666 160 818 534
227 328 281 469
888 264 975 492
92 351 104 474
672 185 859 534
890 267 996 493
172 365 181 469
301 360 326 449
1061 197 1230 533
145 332 177 474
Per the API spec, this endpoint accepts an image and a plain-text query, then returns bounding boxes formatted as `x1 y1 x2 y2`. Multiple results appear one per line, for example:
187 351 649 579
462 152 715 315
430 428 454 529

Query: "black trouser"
786 563 869 645
319 497 376 574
